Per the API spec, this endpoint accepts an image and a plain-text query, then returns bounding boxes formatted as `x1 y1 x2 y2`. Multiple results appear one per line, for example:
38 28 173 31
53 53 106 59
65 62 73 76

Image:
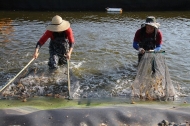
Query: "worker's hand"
65 52 71 60
33 52 39 59
138 48 145 54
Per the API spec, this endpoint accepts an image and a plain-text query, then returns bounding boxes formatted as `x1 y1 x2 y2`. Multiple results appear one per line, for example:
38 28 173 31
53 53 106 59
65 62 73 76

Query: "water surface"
0 11 190 101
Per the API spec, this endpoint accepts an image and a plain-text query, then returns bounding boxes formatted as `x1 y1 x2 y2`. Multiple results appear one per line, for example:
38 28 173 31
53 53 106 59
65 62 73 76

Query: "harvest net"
131 52 176 101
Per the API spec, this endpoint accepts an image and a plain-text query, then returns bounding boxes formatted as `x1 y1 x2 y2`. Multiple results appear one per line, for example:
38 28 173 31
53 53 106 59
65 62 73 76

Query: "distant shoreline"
0 0 190 11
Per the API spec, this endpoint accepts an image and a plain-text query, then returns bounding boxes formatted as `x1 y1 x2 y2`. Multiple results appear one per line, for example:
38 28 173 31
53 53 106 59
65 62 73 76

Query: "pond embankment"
0 0 190 11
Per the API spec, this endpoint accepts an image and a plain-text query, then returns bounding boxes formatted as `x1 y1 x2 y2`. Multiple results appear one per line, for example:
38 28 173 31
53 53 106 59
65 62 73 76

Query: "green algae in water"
0 97 190 110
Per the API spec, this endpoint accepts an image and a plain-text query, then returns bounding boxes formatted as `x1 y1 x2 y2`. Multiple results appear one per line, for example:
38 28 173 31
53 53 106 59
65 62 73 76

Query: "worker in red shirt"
33 15 75 69
133 16 162 63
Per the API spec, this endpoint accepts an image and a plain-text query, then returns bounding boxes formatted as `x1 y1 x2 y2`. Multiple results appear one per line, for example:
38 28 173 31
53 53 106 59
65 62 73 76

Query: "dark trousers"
48 54 67 69
138 53 143 63
48 47 67 69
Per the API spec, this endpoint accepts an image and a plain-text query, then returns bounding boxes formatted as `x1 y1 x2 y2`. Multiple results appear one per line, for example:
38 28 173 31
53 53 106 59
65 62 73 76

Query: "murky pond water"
0 11 190 101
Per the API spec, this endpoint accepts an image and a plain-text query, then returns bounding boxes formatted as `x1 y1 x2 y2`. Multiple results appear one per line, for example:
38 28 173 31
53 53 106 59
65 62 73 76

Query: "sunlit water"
0 11 190 102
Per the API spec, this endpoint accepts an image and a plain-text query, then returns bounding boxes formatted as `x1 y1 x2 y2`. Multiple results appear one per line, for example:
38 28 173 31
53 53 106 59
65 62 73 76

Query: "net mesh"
131 52 176 101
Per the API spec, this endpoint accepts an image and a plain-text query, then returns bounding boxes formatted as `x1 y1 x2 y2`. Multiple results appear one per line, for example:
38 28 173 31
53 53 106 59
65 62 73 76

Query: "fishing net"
131 51 176 101
0 65 70 99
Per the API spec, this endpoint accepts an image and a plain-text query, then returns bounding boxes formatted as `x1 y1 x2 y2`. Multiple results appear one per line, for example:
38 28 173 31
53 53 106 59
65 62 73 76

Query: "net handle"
145 50 165 53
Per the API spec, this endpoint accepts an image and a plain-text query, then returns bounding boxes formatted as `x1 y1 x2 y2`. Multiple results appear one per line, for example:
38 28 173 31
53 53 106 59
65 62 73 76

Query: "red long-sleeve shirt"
38 27 74 46
134 28 162 45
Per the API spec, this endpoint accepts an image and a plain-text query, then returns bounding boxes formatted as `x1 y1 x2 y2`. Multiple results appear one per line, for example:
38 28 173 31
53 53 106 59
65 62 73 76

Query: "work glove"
138 48 145 54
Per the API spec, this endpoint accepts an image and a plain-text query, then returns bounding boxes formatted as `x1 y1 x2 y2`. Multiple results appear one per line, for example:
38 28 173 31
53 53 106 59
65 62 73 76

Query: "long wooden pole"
67 59 71 99
0 58 35 93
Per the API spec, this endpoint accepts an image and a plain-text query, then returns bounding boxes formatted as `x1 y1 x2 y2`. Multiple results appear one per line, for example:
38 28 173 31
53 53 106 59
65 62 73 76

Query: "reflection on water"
0 18 14 44
0 11 190 101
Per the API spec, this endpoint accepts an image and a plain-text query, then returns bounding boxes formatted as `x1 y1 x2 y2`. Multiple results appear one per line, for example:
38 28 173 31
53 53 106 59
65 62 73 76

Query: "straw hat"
46 15 70 32
144 16 160 28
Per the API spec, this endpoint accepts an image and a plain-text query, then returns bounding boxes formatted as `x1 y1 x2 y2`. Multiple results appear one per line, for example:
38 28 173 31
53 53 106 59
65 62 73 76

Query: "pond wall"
0 0 190 11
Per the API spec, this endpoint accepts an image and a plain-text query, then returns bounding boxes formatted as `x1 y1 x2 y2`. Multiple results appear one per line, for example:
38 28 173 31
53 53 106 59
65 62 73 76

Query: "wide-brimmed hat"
46 15 70 32
144 16 160 28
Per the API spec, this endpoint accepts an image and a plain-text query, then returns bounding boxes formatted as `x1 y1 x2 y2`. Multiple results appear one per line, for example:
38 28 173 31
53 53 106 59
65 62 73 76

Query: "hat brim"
46 20 70 32
145 22 160 28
